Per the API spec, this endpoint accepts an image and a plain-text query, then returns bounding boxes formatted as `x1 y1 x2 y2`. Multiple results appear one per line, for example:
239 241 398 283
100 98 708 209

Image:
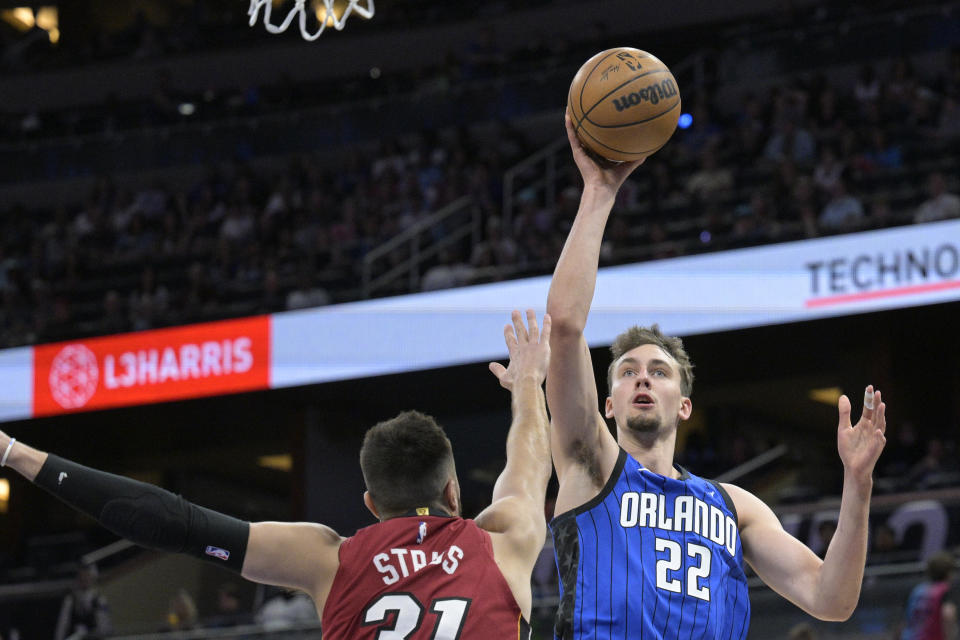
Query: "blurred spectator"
470 217 519 270
204 582 254 628
421 248 475 291
787 623 818 640
101 290 128 335
812 146 845 195
255 588 318 628
764 119 816 165
882 422 924 478
914 173 960 224
646 161 686 216
898 551 957 640
259 266 285 313
685 150 734 203
818 181 864 230
771 158 801 206
647 223 681 260
907 92 940 134
285 270 331 310
812 86 844 141
937 96 960 138
220 205 256 245
54 562 112 640
857 128 902 173
869 523 907 565
907 439 953 488
165 589 200 631
868 196 895 229
731 191 777 246
182 261 217 320
886 58 917 111
131 183 168 221
854 64 881 106
732 93 766 161
790 176 820 238
128 266 170 331
681 102 723 153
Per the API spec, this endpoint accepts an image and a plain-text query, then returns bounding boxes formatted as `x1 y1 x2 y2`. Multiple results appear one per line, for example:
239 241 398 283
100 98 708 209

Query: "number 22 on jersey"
654 536 712 600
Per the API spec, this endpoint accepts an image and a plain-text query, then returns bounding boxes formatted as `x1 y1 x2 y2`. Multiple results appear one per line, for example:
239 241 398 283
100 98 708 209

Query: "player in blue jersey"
899 551 957 640
543 115 888 640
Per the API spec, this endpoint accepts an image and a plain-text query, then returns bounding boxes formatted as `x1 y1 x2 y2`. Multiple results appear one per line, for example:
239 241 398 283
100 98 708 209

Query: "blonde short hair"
606 324 694 396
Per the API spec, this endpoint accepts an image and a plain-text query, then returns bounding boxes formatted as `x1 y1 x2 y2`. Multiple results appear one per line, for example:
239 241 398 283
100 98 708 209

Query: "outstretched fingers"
525 309 539 344
512 309 529 344
503 322 518 353
859 385 876 425
492 310 550 389
491 322 517 388
837 394 852 430
875 397 887 435
540 312 552 345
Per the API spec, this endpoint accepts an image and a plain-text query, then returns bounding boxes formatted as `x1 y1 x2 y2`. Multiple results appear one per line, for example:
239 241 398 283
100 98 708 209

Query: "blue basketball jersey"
549 449 750 640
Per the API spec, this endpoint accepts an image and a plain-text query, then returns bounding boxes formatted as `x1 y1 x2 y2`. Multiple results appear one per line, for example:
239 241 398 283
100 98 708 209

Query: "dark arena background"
1 1 959 638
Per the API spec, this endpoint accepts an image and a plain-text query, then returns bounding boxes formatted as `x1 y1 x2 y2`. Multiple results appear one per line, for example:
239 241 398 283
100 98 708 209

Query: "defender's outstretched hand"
489 310 551 390
565 113 645 193
837 385 887 479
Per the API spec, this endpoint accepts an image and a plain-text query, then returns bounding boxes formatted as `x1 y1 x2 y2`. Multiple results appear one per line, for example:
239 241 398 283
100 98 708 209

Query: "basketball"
567 47 681 162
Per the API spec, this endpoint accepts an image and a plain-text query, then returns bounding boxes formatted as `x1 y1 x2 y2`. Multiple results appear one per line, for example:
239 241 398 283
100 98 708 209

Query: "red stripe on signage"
805 279 960 308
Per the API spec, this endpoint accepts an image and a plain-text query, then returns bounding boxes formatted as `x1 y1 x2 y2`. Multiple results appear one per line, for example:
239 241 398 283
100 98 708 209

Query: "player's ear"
678 396 692 421
443 478 460 516
604 396 615 419
363 491 381 520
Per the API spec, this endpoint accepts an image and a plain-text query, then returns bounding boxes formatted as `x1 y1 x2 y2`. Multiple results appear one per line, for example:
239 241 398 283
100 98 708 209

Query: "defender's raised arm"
477 309 552 619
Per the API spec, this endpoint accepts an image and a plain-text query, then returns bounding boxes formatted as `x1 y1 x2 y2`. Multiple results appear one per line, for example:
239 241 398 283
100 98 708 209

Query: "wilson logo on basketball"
612 78 679 111
33 316 271 416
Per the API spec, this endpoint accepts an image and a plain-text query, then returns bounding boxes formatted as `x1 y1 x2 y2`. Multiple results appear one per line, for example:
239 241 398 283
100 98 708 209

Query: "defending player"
0 310 552 639
544 115 888 639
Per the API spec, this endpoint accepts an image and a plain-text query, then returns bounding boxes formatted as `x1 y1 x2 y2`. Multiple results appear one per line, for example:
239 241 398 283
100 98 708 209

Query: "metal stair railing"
360 196 480 298
501 137 567 232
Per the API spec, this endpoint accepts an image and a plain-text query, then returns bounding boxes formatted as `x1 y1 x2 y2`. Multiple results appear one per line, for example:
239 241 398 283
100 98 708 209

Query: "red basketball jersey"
321 514 530 640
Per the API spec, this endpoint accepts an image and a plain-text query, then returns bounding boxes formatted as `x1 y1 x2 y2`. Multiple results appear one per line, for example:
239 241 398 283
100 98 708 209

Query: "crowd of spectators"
2 43 958 348
26 565 318 640
0 121 534 346
0 4 958 348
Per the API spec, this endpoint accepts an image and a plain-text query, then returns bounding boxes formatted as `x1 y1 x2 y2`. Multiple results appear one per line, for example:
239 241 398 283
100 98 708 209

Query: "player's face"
605 344 691 435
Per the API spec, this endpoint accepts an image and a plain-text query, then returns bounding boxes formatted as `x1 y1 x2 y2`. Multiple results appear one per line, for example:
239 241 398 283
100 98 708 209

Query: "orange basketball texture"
567 48 681 162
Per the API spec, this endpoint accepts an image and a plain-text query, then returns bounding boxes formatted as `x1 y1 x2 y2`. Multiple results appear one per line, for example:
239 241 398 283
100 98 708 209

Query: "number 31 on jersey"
363 593 471 640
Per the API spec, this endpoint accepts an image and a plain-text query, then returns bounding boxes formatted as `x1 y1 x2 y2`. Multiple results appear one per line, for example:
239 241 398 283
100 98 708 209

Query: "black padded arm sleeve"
35 454 249 573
